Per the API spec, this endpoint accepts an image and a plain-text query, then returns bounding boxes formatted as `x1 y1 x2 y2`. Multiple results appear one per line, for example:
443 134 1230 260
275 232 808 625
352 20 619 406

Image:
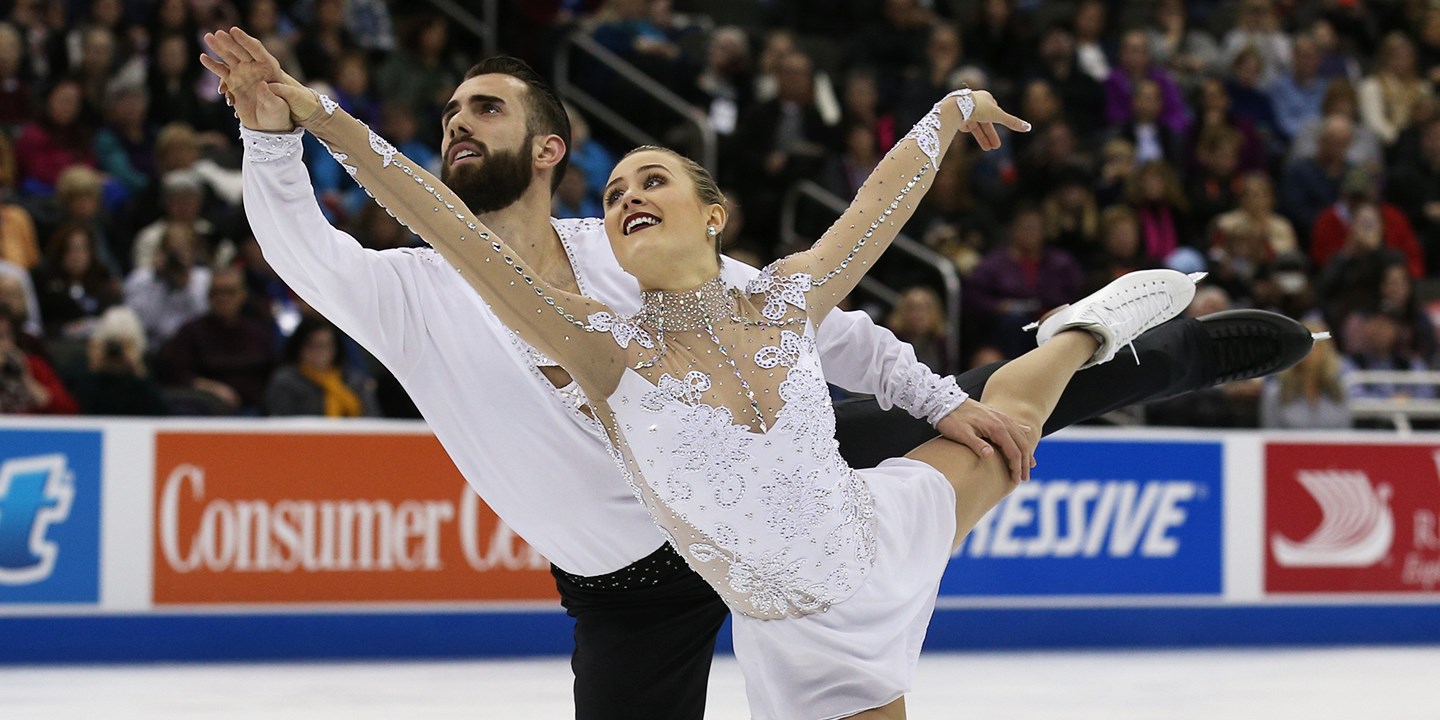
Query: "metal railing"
554 32 717 172
781 181 962 369
421 0 497 58
1345 370 1440 432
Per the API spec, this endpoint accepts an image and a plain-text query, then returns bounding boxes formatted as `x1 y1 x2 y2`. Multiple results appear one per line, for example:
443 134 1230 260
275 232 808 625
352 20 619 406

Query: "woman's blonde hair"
55 166 103 204
1277 318 1343 404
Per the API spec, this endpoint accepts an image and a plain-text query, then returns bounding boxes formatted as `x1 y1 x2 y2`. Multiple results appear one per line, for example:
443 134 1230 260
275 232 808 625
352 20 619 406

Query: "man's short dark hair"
464 56 572 193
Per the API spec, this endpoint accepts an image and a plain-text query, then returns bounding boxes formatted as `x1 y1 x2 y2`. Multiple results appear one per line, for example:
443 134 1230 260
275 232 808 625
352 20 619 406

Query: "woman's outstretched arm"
761 89 1029 321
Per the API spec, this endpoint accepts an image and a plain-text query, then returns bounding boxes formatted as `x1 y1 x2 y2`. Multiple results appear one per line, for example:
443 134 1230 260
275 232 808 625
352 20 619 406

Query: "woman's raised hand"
957 89 1031 152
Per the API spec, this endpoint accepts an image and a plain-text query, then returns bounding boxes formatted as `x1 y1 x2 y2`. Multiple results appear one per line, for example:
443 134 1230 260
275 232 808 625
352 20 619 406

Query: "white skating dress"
296 90 974 720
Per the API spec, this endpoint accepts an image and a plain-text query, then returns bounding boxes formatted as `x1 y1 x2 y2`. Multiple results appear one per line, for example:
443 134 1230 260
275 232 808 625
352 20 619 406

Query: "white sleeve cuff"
892 367 969 425
240 126 305 163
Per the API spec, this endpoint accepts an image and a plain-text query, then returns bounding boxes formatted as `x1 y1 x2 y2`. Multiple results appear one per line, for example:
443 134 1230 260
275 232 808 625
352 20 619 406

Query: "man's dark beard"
440 139 535 215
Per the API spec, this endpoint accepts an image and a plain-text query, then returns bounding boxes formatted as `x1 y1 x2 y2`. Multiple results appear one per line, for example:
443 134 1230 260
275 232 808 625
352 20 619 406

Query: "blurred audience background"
6 0 1439 430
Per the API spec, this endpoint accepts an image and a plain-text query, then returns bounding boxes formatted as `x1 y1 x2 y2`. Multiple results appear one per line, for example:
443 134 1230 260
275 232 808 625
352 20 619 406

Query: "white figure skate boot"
1024 269 1206 369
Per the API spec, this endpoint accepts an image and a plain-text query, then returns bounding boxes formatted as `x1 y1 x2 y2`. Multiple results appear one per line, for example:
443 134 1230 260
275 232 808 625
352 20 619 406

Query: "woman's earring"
707 226 718 237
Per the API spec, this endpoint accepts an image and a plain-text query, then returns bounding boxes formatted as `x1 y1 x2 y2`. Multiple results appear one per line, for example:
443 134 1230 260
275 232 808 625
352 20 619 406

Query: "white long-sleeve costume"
240 129 965 580
268 88 975 720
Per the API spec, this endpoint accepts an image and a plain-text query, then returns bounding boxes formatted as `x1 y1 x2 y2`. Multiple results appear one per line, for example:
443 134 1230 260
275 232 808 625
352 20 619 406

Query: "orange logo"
153 433 559 604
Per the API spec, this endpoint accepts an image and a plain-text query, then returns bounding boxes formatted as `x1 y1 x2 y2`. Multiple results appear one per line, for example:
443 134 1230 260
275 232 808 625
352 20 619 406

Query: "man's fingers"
983 420 1024 484
999 418 1032 483
215 29 256 63
231 27 276 67
203 30 247 66
198 53 230 80
957 431 995 465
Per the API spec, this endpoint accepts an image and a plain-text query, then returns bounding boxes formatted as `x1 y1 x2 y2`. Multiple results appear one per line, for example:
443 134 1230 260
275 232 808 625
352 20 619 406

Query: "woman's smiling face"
603 149 725 290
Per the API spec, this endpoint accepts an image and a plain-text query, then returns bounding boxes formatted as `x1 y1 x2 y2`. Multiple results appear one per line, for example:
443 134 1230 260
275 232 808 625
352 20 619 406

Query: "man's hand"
199 27 303 131
935 398 1036 484
957 89 1031 152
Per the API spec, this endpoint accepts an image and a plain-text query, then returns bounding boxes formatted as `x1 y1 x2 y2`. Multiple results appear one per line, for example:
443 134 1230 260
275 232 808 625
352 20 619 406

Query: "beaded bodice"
291 88 970 620
600 274 877 618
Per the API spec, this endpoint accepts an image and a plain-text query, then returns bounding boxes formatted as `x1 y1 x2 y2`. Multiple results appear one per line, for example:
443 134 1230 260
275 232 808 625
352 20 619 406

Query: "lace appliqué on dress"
672 404 754 508
641 371 712 411
239 127 303 163
760 467 832 540
825 472 878 564
754 329 817 369
774 368 835 457
745 268 812 321
587 311 655 349
726 549 832 616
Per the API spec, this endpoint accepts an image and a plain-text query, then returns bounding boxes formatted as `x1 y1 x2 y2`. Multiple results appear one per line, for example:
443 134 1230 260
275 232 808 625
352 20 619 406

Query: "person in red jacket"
14 79 97 193
0 307 76 414
1310 167 1425 277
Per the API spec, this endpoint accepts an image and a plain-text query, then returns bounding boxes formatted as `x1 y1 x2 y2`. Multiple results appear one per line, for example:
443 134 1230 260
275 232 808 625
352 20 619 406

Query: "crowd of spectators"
3 0 1440 431
0 0 444 419
559 0 1440 430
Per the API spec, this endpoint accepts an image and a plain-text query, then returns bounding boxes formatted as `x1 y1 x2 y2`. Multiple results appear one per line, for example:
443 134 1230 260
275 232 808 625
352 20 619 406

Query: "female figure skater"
209 29 1203 720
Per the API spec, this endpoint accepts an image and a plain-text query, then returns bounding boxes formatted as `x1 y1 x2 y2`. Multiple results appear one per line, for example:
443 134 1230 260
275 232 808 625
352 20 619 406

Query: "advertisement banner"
0 429 102 604
153 433 559 604
1266 442 1440 594
940 439 1224 596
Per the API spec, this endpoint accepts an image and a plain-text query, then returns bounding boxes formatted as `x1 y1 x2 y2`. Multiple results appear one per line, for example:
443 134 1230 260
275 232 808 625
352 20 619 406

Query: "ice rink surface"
3 646 1438 719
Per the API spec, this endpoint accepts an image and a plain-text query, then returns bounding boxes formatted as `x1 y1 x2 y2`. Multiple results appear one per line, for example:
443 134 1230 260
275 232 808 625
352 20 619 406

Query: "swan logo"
1269 470 1394 568
1266 442 1440 593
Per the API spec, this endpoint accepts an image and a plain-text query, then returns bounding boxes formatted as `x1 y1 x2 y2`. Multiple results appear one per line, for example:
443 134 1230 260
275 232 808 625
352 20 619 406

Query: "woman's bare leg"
907 331 1100 545
844 337 1094 720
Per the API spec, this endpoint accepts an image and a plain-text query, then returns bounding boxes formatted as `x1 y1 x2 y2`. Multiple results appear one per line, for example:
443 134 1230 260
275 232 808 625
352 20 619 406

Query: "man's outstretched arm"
239 128 433 375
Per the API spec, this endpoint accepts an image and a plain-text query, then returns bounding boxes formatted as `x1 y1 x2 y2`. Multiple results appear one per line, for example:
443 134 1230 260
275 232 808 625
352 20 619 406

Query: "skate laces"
1080 280 1178 364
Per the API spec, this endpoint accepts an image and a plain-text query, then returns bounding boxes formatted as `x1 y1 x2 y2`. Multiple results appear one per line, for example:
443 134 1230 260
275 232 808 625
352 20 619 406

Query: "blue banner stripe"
2 605 1438 663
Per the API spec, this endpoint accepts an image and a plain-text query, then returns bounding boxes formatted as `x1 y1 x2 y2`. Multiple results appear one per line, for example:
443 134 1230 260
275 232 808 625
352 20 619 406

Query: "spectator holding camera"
131 169 229 271
122 223 208 347
70 305 166 416
0 306 74 414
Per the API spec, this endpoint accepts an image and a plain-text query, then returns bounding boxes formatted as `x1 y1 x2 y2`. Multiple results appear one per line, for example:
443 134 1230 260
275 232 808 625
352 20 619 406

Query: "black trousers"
554 317 1213 720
